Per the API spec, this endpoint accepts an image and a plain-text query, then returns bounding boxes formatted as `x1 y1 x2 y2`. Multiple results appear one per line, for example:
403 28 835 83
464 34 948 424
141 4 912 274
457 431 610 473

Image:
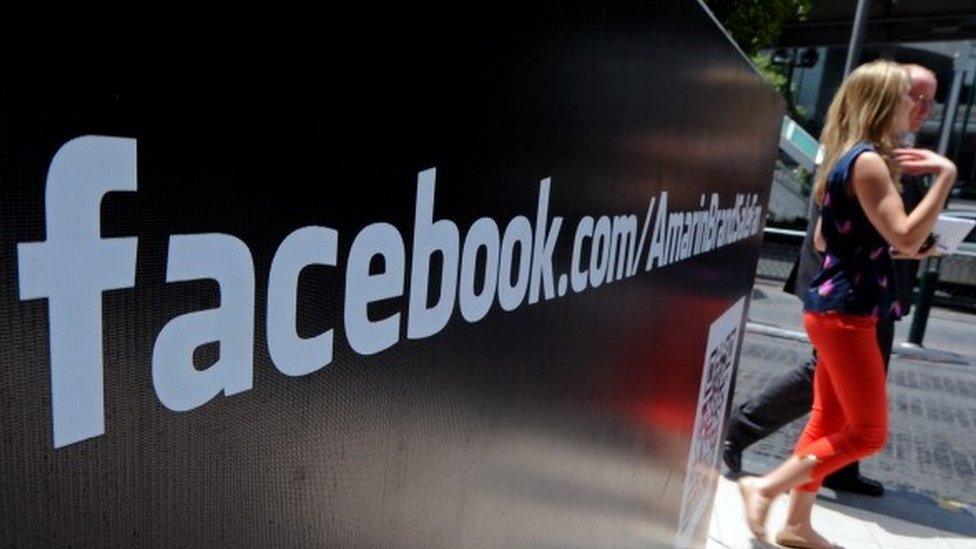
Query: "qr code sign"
674 296 747 548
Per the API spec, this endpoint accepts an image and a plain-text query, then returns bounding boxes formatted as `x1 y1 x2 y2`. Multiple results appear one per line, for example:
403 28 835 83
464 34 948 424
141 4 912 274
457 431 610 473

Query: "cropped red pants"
794 312 888 492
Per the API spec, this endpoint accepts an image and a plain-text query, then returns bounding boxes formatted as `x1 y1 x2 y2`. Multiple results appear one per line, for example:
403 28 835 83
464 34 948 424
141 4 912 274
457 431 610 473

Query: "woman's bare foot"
775 525 842 549
737 476 774 540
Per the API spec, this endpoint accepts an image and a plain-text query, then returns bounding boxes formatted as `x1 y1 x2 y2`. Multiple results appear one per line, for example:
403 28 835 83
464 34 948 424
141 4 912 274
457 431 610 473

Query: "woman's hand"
894 148 956 176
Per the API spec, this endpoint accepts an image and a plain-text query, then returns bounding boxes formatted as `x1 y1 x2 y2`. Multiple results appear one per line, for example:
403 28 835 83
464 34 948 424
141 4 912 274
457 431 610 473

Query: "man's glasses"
911 93 935 111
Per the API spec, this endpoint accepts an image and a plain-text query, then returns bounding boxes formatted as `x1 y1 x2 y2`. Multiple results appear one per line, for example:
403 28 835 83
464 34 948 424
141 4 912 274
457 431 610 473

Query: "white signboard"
675 296 747 548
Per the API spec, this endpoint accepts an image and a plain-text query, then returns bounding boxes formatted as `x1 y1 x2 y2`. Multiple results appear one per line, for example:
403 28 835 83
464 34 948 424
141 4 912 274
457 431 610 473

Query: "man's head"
902 64 937 133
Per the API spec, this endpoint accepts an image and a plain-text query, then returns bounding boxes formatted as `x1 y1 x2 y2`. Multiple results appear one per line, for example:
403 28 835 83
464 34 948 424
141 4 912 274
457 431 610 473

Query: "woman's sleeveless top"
804 142 902 320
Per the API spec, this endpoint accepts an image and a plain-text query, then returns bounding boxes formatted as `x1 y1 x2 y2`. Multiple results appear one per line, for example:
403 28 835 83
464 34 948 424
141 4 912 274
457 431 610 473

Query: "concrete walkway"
707 475 976 548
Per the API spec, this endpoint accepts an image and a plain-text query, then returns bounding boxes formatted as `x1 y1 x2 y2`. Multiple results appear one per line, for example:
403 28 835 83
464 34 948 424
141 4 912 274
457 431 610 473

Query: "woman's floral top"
804 142 902 320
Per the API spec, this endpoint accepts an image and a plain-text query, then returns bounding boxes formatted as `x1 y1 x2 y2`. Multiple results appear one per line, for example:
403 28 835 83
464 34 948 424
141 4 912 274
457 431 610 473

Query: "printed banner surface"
0 4 782 547
676 296 748 547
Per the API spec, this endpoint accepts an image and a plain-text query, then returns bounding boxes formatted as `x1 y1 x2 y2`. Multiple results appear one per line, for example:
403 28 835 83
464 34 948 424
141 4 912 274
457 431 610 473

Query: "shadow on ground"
818 488 976 538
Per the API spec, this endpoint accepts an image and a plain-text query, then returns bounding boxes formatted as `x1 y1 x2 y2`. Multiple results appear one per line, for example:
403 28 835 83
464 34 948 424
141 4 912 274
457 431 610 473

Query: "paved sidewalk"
707 475 976 548
707 278 976 548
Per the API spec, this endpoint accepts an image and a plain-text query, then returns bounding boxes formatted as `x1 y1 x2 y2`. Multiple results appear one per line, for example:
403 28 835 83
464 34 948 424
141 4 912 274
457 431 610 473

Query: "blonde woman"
737 60 957 549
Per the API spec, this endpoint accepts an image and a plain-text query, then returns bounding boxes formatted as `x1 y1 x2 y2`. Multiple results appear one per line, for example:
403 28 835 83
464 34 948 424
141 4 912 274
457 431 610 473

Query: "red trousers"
795 312 888 492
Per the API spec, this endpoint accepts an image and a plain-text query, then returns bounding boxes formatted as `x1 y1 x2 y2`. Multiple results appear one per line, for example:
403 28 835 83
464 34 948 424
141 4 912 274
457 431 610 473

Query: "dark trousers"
727 318 895 479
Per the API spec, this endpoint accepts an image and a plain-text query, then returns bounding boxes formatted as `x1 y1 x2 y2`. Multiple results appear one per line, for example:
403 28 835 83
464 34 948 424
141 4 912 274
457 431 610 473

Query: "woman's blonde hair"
813 60 909 205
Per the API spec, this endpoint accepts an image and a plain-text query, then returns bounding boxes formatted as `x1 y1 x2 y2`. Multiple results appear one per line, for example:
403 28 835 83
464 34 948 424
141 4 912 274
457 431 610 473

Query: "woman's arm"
851 150 956 254
813 217 826 252
890 243 941 260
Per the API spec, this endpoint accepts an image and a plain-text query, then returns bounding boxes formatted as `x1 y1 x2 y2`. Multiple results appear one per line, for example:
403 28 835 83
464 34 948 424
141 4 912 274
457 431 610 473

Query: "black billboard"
0 2 783 547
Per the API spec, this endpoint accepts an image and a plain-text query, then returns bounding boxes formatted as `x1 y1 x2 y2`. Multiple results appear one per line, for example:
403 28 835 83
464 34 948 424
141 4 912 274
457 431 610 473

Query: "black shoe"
722 441 742 474
823 474 885 497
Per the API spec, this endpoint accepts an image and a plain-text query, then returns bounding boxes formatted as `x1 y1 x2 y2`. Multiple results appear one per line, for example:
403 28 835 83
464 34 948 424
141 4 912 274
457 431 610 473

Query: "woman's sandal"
775 529 844 549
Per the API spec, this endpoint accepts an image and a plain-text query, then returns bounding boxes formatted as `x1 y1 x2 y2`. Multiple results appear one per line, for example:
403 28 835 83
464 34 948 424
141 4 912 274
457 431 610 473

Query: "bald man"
723 64 938 496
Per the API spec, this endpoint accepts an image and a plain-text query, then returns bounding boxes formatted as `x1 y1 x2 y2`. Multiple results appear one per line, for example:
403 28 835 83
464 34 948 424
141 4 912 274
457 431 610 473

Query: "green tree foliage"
705 0 813 56
705 0 814 120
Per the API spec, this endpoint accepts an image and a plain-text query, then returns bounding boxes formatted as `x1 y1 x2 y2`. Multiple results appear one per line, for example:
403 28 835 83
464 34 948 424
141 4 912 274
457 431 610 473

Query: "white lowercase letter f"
18 136 138 448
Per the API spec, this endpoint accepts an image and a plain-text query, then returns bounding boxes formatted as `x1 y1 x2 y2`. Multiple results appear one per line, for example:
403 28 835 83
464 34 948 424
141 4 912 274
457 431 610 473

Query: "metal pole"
937 66 966 156
951 71 976 161
907 42 971 347
786 49 797 113
843 0 872 77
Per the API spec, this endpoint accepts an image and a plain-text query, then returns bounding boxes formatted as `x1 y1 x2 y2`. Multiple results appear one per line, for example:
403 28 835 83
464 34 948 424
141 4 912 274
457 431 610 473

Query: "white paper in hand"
934 214 976 254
